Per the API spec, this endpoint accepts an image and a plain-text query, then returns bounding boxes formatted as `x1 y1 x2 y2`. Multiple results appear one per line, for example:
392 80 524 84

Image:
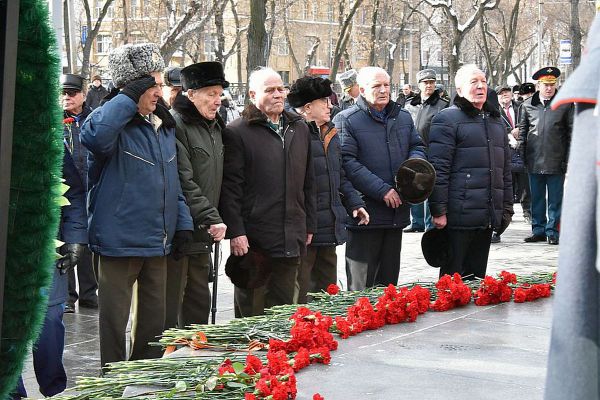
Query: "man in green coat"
166 62 229 327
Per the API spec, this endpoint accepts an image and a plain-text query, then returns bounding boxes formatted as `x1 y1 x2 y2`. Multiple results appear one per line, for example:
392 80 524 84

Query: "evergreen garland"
0 0 63 396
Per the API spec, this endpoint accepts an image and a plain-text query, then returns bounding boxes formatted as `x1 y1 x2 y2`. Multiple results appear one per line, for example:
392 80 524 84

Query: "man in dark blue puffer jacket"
334 67 425 291
428 64 513 279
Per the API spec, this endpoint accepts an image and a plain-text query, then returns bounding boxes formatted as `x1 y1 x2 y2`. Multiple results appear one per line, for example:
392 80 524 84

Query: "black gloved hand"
495 211 513 236
171 230 193 261
57 243 85 275
121 75 157 104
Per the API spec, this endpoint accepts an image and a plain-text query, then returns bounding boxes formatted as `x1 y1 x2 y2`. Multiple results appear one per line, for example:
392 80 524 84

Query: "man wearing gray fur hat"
337 69 360 111
80 43 194 370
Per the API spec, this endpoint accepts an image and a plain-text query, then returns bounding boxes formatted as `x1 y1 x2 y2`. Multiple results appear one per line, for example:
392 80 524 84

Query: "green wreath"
0 0 63 396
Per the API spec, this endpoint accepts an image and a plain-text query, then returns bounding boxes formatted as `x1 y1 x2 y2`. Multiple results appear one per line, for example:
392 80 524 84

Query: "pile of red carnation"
216 307 339 399
473 271 516 306
430 273 472 311
513 283 552 303
332 284 430 339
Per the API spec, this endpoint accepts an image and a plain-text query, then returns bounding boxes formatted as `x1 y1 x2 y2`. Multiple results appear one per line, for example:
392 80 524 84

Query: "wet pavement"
21 204 558 398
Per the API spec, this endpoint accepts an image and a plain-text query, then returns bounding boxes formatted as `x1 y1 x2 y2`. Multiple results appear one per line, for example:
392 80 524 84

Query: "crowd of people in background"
13 39 574 398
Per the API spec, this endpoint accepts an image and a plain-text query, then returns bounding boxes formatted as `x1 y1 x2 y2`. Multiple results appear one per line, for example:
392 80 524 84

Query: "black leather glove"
121 75 157 104
496 211 513 236
171 230 193 261
57 243 85 275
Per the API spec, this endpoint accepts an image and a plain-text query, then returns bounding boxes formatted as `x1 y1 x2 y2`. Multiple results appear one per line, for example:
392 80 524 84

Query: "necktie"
543 100 549 107
505 106 514 128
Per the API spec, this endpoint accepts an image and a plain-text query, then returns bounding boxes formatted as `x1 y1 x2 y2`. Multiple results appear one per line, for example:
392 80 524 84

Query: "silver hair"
248 67 281 93
356 67 390 89
454 64 485 92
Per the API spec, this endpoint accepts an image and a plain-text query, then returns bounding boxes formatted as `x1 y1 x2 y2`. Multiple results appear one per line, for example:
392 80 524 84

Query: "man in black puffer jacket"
428 64 513 279
288 76 369 303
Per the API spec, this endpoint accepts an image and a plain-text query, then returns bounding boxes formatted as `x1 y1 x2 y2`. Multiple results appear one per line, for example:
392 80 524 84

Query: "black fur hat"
287 76 333 108
180 62 229 91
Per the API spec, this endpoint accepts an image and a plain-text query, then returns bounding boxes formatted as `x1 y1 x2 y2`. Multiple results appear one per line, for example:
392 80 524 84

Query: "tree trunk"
80 0 116 78
63 0 71 73
329 0 364 81
368 0 380 65
122 0 129 44
570 0 582 67
247 0 268 94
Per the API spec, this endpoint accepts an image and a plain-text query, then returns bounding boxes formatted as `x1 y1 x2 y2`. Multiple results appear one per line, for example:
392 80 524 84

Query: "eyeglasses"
62 90 81 97
318 97 332 106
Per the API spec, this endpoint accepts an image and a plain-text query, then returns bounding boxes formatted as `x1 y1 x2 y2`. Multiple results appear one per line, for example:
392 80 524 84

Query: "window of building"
130 0 139 17
278 71 290 85
277 36 289 56
399 42 409 61
301 3 308 20
327 3 334 20
96 34 112 54
95 0 114 19
204 33 218 59
312 3 318 21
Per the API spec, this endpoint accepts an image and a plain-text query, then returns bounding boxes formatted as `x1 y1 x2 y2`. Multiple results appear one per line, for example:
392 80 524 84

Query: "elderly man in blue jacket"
333 66 425 291
81 43 193 371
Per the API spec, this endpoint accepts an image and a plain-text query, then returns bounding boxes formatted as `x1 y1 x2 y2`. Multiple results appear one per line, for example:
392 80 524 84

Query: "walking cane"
210 241 220 324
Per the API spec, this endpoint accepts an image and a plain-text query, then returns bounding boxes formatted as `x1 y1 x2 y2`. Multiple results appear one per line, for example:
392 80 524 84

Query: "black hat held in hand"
225 247 272 289
395 158 436 205
421 228 450 269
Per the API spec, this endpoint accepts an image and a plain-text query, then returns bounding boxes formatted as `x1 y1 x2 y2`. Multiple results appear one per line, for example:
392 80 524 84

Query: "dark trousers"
529 173 564 238
67 246 98 305
297 245 338 303
12 304 66 399
345 229 403 291
440 228 493 279
409 200 434 231
234 256 299 317
97 255 166 369
165 253 211 328
512 171 531 218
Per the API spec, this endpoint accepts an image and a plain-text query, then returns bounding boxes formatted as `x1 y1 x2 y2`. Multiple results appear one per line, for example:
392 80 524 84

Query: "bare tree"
80 0 117 77
329 0 364 81
570 0 582 67
247 0 269 84
423 0 498 83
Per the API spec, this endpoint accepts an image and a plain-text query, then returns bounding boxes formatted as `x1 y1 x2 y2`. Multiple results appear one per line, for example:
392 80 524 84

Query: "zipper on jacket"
124 150 156 166
148 118 169 254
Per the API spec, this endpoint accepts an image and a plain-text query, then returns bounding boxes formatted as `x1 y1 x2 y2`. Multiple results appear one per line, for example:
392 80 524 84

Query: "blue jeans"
11 304 67 399
529 173 564 238
409 200 434 231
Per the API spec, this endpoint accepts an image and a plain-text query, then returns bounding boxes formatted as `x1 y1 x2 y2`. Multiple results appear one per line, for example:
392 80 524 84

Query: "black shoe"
64 303 75 314
524 215 532 223
524 234 547 243
403 226 425 233
79 299 99 309
491 234 501 243
548 236 559 245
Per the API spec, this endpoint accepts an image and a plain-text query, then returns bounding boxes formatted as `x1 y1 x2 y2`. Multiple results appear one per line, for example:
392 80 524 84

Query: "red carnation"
326 284 340 295
63 117 75 124
313 394 325 400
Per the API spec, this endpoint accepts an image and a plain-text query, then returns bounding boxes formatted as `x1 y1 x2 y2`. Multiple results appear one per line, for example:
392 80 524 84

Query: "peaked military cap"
532 66 561 84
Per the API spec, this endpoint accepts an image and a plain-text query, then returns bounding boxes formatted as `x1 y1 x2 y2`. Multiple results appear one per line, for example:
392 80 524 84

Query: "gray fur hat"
108 43 165 88
337 69 358 90
416 69 437 83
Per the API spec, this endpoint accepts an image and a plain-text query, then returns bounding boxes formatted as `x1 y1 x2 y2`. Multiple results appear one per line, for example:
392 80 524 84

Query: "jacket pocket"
123 150 155 166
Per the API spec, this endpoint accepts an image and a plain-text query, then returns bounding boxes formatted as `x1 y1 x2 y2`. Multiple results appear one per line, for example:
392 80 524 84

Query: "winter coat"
219 103 317 258
499 100 525 173
85 85 110 110
63 104 92 184
303 118 365 246
404 90 449 146
339 93 357 111
518 91 573 174
428 95 513 230
171 95 225 253
333 96 426 230
81 93 194 257
49 149 88 306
